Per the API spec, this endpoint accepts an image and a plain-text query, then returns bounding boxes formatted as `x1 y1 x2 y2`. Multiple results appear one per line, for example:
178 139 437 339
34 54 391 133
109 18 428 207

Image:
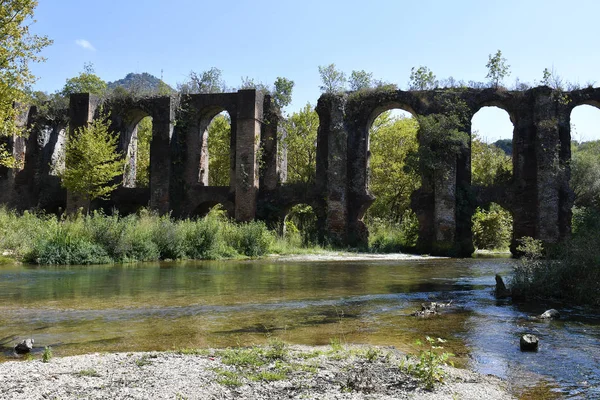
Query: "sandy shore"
271 251 443 262
0 345 513 399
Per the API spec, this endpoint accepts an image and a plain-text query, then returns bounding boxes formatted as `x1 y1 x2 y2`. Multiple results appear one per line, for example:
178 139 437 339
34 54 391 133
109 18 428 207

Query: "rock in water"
520 334 539 352
14 338 34 354
495 274 511 298
540 309 560 319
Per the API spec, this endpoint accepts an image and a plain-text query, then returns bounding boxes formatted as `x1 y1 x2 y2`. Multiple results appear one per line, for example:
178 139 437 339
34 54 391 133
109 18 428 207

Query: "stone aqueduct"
2 86 600 256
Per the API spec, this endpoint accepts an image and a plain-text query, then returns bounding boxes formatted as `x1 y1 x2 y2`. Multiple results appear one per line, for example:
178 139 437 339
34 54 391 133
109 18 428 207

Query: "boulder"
520 334 539 352
14 338 34 354
539 309 560 319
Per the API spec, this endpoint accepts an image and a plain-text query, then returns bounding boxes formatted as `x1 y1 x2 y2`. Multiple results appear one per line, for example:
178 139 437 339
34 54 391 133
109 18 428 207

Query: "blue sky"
28 0 600 142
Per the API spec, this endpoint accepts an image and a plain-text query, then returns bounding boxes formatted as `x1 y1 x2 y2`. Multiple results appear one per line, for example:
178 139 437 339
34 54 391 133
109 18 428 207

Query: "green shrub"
472 202 512 250
26 222 111 265
402 337 453 390
227 221 274 257
511 207 600 305
151 215 186 260
367 210 419 252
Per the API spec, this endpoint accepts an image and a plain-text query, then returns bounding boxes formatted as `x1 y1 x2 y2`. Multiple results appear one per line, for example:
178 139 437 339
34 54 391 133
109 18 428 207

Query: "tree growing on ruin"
409 66 437 90
349 70 374 91
61 63 107 96
60 116 124 213
486 50 510 88
0 0 52 166
318 64 346 94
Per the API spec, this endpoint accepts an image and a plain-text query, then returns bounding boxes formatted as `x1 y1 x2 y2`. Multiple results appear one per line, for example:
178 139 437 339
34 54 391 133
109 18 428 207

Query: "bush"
228 221 274 257
27 223 111 265
472 203 512 250
511 207 600 305
367 210 419 252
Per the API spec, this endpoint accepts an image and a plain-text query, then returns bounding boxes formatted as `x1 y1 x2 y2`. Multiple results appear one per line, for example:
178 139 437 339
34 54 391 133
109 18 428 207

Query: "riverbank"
0 345 513 399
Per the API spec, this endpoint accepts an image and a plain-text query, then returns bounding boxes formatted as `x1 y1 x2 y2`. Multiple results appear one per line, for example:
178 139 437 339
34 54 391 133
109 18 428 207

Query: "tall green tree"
135 117 152 187
486 50 510 88
272 77 294 109
60 117 124 213
282 103 319 183
471 133 512 186
318 64 346 94
0 0 52 165
367 113 420 221
61 63 107 96
207 113 231 186
571 140 600 208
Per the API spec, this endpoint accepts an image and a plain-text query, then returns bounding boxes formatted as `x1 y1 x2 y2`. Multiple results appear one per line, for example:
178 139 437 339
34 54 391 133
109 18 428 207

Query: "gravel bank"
0 345 513 399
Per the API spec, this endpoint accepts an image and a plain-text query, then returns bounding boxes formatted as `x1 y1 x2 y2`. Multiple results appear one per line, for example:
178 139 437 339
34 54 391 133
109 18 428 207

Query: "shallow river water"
0 257 598 398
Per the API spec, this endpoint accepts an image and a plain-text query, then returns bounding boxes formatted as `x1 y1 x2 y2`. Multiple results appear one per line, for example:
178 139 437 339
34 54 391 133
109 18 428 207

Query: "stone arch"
347 93 422 246
178 94 238 192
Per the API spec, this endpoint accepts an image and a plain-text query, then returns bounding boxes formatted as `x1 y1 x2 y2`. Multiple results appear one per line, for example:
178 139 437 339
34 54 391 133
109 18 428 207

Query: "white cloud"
75 39 96 51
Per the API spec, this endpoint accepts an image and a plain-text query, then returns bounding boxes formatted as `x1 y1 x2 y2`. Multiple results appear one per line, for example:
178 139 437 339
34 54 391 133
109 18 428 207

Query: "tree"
349 70 373 91
207 113 231 186
367 112 420 221
471 133 512 186
178 67 227 94
282 103 319 183
318 64 346 94
571 140 600 208
486 50 510 88
272 77 294 109
60 116 124 213
408 66 437 90
0 0 52 165
135 117 152 187
61 63 107 96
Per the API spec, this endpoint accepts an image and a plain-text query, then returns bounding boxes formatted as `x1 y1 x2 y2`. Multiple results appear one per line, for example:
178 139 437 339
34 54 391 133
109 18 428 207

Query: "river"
0 257 598 398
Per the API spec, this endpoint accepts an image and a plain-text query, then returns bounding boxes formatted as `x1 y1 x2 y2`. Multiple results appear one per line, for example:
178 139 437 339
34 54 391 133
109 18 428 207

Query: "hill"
107 72 174 95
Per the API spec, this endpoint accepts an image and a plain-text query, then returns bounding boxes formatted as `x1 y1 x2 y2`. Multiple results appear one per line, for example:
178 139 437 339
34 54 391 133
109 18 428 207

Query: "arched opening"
123 114 152 188
570 104 600 211
364 107 421 251
471 106 514 253
283 203 318 247
202 111 232 187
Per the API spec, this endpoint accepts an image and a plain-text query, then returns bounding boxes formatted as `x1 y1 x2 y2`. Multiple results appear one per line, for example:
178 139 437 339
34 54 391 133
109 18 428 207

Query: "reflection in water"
0 258 598 397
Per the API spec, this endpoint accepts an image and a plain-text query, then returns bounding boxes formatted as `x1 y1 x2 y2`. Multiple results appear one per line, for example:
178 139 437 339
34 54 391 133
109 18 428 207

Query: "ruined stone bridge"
2 86 599 256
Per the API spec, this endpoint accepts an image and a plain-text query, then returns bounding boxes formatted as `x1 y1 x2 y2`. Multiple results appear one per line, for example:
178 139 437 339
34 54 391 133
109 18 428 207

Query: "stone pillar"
149 96 174 214
433 164 456 243
533 90 563 243
316 94 348 245
234 89 263 221
66 93 100 213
